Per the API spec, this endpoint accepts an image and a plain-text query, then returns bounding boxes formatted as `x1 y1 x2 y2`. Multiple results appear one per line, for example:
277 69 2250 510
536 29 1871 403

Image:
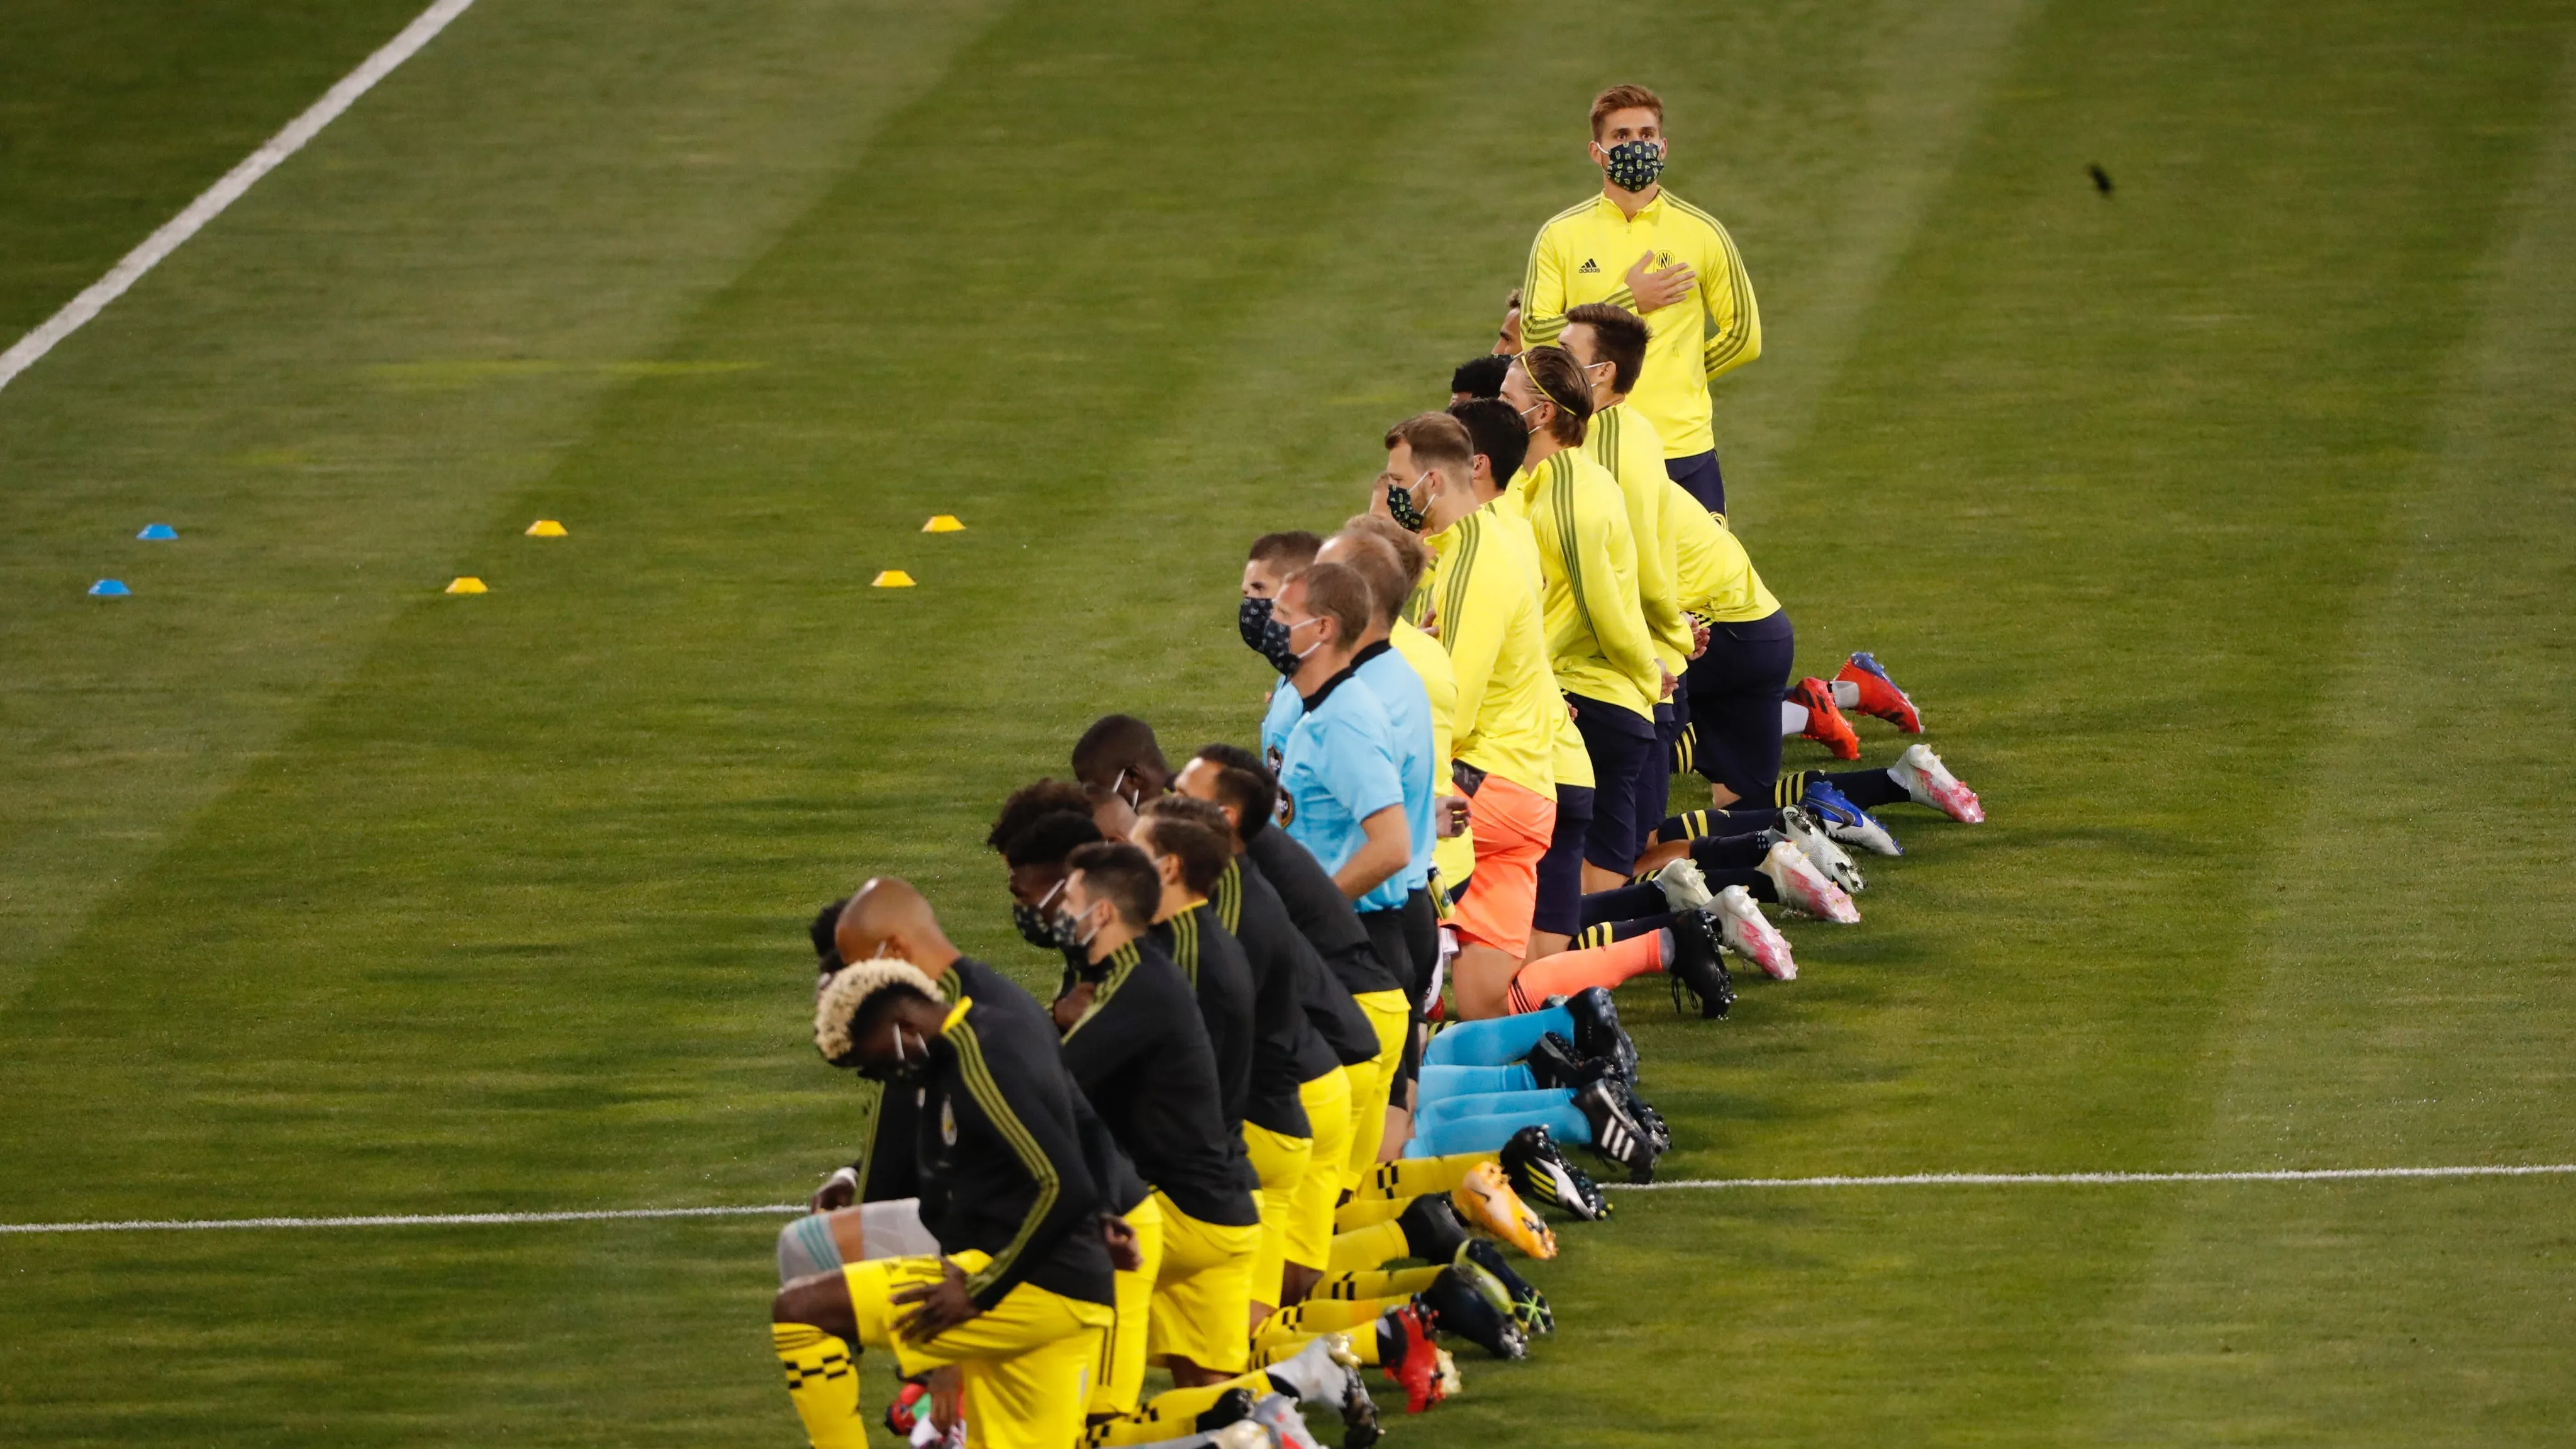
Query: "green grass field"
4 0 2574 1443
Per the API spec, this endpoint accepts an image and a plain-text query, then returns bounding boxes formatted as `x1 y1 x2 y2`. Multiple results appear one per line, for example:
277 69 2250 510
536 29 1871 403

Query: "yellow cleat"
1450 1161 1556 1260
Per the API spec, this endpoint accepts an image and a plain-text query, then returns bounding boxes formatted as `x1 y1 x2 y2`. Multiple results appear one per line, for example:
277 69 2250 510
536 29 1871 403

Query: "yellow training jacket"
1668 483 1781 624
1520 188 1760 459
1387 618 1475 895
1419 506 1560 797
1505 450 1661 724
1581 401 1692 674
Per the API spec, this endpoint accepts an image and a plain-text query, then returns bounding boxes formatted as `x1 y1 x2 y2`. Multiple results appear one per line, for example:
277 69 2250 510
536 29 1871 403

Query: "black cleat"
1668 908 1736 1021
1622 1085 1673 1154
1575 1079 1661 1184
1461 1239 1553 1336
1524 1029 1624 1091
1195 1387 1257 1432
1501 1124 1610 1221
1416 1268 1528 1360
1397 1191 1470 1263
1555 985 1638 1085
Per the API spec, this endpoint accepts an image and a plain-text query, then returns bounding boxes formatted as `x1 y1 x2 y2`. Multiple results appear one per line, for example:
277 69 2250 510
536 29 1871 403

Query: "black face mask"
1012 900 1057 950
1239 593 1276 651
1385 478 1428 531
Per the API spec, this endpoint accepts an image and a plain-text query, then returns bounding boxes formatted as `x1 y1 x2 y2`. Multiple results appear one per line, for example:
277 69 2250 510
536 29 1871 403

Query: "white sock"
1780 702 1809 737
1829 679 1861 709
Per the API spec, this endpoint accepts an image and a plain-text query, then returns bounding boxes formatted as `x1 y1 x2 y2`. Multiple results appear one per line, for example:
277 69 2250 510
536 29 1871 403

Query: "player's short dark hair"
1191 742 1278 842
1385 411 1475 484
1518 346 1594 446
1247 531 1323 574
1290 561 1374 646
1564 302 1651 394
1449 355 1510 399
1004 810 1103 869
1066 841 1161 929
1072 715 1166 791
1137 796 1234 896
1590 84 1664 140
810 897 849 975
1330 523 1415 629
1447 398 1529 490
987 778 1091 854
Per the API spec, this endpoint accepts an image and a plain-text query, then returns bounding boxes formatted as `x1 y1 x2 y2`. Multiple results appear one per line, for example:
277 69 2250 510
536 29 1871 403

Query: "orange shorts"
1447 773 1555 958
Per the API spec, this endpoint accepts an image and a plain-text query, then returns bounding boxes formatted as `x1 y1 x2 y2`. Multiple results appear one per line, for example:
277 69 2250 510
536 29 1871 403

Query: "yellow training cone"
922 515 965 533
445 576 488 594
873 569 917 588
526 519 567 537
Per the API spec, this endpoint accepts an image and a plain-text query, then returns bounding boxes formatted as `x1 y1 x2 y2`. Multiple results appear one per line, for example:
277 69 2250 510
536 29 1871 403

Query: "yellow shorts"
1342 990 1410 1183
1088 1197 1163 1417
844 1250 1114 1449
1240 1121 1313 1309
1287 1067 1355 1270
1146 1191 1262 1372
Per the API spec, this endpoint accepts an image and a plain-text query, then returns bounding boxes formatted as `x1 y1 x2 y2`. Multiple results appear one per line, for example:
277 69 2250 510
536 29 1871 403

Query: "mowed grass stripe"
2082 46 2576 1443
0 0 1007 993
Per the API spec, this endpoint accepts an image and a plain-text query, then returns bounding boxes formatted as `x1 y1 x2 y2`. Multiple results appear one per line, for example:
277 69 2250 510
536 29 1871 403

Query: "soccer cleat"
1523 1030 1616 1092
1432 1348 1463 1404
1758 841 1861 924
1383 1302 1447 1414
1709 886 1797 981
1773 803 1866 893
1836 651 1924 733
1556 985 1639 1087
1800 781 1904 857
1575 1080 1661 1183
1268 1334 1378 1449
1463 1239 1554 1336
1500 1123 1610 1221
1666 905 1737 1020
883 1379 928 1438
1251 1392 1327 1449
1195 1387 1259 1433
1890 742 1984 824
1650 856 1715 913
1417 1267 1528 1360
1205 1421 1273 1449
1790 676 1863 760
1626 1089 1673 1154
1451 1160 1558 1260
1397 1192 1470 1263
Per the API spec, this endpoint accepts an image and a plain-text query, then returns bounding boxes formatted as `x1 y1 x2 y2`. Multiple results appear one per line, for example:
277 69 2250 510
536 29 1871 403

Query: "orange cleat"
1451 1161 1558 1260
1834 652 1923 733
1383 1302 1451 1413
1790 677 1862 760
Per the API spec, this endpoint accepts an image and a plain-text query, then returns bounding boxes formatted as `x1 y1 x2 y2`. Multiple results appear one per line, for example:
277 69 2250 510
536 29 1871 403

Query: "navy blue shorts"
1566 693 1656 873
1532 783 1595 937
1664 450 1727 518
1685 608 1795 803
1632 698 1681 861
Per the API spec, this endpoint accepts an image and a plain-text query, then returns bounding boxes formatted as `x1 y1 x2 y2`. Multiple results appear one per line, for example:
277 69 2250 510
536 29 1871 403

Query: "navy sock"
1578 882 1670 929
1777 768 1908 810
1688 833 1770 872
1574 912 1673 949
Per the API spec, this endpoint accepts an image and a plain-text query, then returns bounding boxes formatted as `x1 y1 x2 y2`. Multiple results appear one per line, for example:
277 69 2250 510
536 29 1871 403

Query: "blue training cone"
137 523 177 540
89 579 131 597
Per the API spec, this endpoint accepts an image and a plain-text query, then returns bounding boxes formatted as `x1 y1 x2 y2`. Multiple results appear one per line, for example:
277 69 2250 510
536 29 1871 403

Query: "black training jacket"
1058 937 1262 1228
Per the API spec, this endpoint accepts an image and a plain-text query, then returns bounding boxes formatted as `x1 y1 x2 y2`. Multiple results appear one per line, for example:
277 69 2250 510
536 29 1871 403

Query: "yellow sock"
1326 1217 1410 1272
1251 1325 1383 1369
1254 1296 1390 1358
1081 1382 1246 1448
1315 1265 1441 1301
771 1323 867 1449
1332 1194 1408 1231
1352 1153 1480 1202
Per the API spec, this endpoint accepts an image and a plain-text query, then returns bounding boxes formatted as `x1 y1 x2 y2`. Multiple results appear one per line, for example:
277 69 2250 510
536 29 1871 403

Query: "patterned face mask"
1385 471 1432 531
1600 137 1665 193
1239 593 1278 652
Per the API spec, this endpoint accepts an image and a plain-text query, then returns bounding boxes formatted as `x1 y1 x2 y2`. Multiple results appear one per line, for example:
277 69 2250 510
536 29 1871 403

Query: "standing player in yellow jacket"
1497 347 1664 907
1519 83 1759 518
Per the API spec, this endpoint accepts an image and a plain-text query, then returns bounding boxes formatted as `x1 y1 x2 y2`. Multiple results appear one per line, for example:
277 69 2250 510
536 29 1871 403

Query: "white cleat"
1759 841 1861 924
1251 1393 1326 1449
1890 743 1984 824
1773 805 1865 894
1709 885 1797 980
1651 856 1715 912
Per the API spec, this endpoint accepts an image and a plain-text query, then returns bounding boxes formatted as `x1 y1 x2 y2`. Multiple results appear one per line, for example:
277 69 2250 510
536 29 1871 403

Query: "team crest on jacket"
940 1097 957 1146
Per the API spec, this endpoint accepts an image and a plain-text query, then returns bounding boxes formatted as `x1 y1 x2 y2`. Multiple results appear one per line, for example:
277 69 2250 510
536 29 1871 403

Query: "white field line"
0 0 478 396
6 1164 2571 1235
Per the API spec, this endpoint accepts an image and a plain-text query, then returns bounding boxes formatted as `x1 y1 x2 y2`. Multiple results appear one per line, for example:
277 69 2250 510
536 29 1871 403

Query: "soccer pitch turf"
4 0 2573 1442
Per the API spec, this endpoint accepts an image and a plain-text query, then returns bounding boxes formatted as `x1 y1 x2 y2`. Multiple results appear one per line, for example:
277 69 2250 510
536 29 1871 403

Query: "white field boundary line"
0 0 478 396
6 1164 2572 1235
1625 1163 2576 1191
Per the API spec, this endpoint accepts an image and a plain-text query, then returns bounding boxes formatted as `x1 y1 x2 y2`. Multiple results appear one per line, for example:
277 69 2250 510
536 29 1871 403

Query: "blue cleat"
1800 780 1902 857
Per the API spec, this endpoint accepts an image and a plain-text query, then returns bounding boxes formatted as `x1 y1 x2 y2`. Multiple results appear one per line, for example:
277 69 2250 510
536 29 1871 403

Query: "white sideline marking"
5 1164 2570 1235
1625 1163 2576 1191
0 1204 803 1236
0 0 478 396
